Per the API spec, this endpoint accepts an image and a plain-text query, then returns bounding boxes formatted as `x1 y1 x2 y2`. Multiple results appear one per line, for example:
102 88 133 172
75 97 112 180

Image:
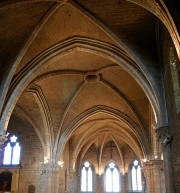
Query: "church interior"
0 0 180 193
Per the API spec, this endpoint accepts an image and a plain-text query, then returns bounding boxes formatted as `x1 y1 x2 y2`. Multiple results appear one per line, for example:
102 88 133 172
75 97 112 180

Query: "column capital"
143 159 164 172
144 159 163 167
41 162 62 175
155 126 172 145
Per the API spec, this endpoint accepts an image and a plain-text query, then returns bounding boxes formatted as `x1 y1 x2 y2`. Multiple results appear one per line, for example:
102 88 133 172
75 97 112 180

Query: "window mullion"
3 135 21 166
86 168 88 191
105 163 120 192
11 144 14 164
111 169 113 192
136 167 138 191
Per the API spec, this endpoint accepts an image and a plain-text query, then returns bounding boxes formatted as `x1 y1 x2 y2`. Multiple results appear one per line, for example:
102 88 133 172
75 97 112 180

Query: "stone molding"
143 159 164 173
144 159 163 167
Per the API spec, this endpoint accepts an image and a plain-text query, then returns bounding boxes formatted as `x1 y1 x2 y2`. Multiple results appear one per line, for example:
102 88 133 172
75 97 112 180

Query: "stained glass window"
131 160 142 191
105 162 120 192
81 161 93 192
3 135 21 165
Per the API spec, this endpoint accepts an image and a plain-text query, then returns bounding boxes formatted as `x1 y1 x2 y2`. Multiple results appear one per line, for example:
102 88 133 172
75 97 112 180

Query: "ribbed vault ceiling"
1 0 169 165
13 47 151 162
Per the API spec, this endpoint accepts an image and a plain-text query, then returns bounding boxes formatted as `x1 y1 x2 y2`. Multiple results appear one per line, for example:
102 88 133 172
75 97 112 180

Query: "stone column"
97 174 103 193
0 135 8 162
121 174 126 193
156 126 175 193
143 159 165 193
41 162 61 193
69 169 78 193
143 162 153 193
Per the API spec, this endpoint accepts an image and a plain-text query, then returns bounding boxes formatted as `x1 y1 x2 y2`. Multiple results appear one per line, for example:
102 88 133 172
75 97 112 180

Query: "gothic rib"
57 107 146 161
110 135 125 173
27 85 55 159
53 80 87 158
70 1 163 106
1 37 162 140
0 2 60 114
74 127 141 171
15 104 46 155
100 78 144 128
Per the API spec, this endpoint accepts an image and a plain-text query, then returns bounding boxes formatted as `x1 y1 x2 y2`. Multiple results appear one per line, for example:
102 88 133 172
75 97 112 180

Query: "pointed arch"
56 105 149 161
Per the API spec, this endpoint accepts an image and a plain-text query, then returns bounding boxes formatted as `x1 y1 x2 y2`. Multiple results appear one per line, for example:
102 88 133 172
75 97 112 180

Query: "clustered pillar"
44 124 175 193
143 159 165 193
41 162 61 193
156 126 175 193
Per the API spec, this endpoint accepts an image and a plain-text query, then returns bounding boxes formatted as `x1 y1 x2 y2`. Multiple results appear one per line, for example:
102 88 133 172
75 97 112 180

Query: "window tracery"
2 135 21 166
105 162 120 192
130 160 142 192
81 161 93 192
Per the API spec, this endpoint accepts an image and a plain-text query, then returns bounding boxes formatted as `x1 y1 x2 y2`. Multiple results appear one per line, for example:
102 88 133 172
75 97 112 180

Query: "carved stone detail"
144 159 163 167
156 126 172 144
28 185 35 193
41 162 61 175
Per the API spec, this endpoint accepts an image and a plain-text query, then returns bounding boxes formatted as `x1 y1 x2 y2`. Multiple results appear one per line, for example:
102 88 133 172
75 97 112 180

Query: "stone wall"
161 24 180 192
0 115 166 193
1 115 44 193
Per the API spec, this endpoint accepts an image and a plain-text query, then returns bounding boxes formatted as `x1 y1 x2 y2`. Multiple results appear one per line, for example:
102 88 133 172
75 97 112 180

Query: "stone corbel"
156 126 172 145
